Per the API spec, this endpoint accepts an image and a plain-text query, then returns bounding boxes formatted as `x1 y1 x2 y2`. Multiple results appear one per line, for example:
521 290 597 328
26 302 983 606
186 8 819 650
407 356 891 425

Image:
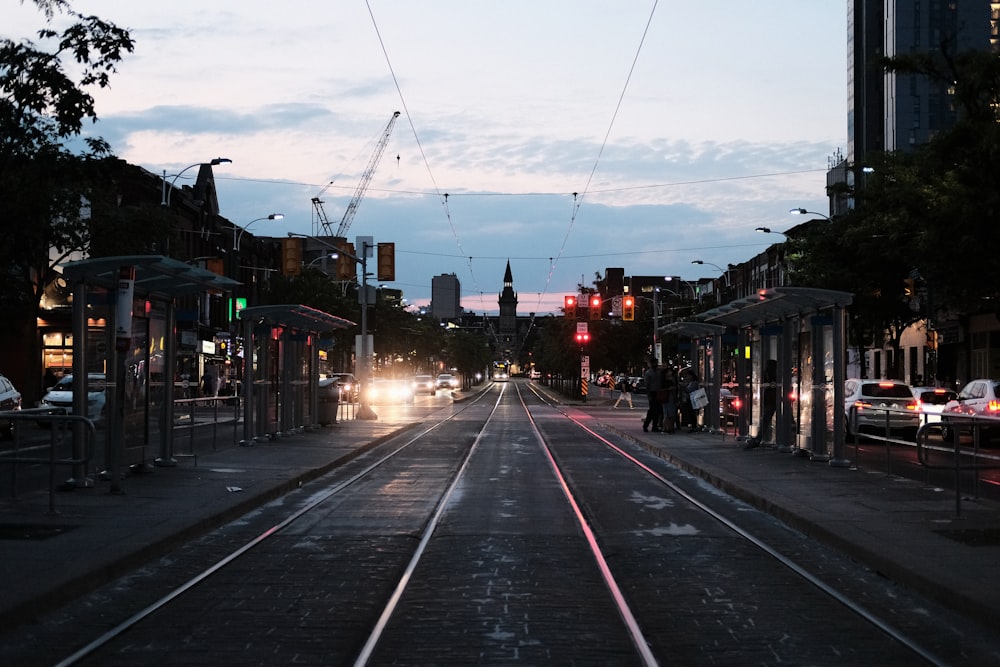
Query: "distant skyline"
7 1 847 314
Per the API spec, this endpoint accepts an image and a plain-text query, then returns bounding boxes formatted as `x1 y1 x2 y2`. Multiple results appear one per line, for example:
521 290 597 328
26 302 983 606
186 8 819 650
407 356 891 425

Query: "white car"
436 373 458 391
0 374 22 439
39 373 107 424
844 379 918 440
368 378 414 404
940 379 1000 444
910 386 958 425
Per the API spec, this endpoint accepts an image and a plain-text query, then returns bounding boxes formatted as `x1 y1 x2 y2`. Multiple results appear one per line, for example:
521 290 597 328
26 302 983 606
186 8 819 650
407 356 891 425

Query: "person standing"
613 373 634 409
679 367 701 432
659 365 679 433
642 358 662 432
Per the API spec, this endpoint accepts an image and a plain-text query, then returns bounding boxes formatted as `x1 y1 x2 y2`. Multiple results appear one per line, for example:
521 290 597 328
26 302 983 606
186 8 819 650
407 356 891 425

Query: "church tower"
497 260 518 358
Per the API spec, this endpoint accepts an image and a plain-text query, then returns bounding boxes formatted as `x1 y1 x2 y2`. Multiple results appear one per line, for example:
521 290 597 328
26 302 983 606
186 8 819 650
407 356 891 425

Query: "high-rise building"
832 1 997 215
431 273 461 320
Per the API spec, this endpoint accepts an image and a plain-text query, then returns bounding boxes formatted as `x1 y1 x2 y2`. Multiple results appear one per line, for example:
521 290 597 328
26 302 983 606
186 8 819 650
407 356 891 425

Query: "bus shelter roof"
61 255 240 298
239 304 355 334
695 287 853 328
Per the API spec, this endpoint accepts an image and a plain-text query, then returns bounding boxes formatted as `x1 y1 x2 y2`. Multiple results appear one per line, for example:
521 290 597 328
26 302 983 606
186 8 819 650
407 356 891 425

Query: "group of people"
640 357 702 434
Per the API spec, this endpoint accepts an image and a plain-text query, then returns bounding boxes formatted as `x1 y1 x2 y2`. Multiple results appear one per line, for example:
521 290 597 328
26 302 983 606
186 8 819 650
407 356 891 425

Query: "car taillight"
988 400 1000 413
732 398 741 409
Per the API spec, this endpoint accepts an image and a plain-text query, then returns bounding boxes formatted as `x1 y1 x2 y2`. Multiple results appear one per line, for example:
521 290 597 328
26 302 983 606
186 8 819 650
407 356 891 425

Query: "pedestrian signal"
622 295 634 321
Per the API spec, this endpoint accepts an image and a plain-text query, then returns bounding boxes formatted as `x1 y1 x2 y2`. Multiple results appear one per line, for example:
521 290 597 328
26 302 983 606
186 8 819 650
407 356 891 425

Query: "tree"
789 49 1000 379
0 0 134 398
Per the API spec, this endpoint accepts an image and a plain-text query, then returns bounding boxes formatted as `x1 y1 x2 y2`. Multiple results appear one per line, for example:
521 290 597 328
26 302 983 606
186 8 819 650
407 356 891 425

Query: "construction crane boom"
312 111 400 238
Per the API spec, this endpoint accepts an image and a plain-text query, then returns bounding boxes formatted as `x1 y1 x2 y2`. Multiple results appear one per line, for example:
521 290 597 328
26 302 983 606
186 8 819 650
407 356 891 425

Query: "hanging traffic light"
622 295 634 321
589 294 602 320
564 295 577 319
376 242 395 281
281 238 302 276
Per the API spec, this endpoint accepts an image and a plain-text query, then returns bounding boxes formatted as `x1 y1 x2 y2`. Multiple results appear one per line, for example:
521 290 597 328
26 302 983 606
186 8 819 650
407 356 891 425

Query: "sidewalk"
2 391 999 639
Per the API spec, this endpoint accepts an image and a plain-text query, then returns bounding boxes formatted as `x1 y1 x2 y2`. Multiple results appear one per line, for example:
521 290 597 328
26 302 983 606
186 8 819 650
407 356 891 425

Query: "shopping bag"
689 387 709 409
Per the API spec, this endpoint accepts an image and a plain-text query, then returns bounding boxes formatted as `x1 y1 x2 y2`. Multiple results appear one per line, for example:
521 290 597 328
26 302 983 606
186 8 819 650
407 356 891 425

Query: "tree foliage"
0 0 134 320
787 49 1000 376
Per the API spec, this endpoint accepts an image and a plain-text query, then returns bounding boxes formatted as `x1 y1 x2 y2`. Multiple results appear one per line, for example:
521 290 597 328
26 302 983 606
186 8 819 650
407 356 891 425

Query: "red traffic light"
564 295 577 319
589 294 602 320
575 332 591 344
622 295 634 321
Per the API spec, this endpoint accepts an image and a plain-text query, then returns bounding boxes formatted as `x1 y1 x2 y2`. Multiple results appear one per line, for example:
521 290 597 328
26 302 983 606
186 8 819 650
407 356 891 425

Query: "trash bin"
318 378 340 426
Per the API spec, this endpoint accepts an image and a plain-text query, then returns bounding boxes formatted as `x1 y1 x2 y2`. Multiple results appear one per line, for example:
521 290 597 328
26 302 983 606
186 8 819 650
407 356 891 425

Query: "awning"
239 304 355 334
695 287 853 328
61 254 240 297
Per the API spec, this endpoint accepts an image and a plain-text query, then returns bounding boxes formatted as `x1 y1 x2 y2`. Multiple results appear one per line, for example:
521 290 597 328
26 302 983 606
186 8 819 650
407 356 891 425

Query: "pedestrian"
759 359 778 443
679 367 701 432
659 365 679 433
642 358 663 432
613 372 634 409
201 371 215 398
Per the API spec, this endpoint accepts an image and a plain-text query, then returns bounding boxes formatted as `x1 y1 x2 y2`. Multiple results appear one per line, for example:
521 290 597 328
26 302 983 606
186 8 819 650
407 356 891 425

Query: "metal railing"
916 418 1000 516
0 408 97 512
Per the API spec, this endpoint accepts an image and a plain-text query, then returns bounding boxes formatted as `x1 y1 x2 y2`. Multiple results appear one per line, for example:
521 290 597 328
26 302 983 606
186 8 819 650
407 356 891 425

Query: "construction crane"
312 111 401 238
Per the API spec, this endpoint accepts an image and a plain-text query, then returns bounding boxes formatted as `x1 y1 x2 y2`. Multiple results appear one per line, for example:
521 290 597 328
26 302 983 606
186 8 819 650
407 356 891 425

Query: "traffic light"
622 295 634 321
335 242 356 281
281 238 302 276
564 295 577 319
589 294 602 320
575 331 591 345
377 242 395 281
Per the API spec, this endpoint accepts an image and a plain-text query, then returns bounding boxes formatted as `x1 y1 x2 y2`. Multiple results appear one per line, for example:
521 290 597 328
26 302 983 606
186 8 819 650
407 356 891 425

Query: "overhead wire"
365 1 486 313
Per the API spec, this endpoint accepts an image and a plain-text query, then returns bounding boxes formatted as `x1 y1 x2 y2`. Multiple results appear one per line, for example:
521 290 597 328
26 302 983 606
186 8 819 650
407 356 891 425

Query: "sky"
7 1 847 315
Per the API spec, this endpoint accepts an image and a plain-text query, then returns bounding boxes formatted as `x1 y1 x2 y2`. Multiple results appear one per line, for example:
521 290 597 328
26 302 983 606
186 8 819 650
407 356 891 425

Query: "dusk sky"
8 1 847 315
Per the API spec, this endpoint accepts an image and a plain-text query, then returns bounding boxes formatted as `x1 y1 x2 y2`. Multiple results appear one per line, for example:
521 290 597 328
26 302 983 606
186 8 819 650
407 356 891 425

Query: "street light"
755 226 789 238
664 276 696 300
789 207 832 222
691 259 730 287
288 232 377 420
161 157 232 207
233 214 283 251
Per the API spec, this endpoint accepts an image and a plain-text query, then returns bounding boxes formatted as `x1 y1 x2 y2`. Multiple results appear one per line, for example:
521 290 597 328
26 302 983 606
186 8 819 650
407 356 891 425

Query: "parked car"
38 373 107 424
0 373 23 439
843 379 919 440
324 373 359 401
436 373 458 391
412 374 435 395
940 379 1000 444
910 386 958 425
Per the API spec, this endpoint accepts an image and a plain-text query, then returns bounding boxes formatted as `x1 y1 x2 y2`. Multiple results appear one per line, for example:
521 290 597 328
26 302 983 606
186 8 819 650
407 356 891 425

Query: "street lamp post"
755 226 789 239
288 233 377 420
234 214 283 251
789 207 832 222
161 157 232 207
691 259 730 287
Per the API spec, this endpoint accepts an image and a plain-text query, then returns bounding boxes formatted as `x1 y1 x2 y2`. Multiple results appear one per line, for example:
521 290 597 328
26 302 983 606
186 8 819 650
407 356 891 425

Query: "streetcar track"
54 389 499 667
522 381 949 667
50 381 960 665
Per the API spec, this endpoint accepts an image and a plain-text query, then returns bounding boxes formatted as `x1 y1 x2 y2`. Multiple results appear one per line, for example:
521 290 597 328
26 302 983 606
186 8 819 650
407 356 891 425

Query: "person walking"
613 373 634 409
642 358 663 432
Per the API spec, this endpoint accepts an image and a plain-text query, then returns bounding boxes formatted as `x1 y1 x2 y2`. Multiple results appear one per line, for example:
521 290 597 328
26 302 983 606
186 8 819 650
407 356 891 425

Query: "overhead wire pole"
287 232 378 420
